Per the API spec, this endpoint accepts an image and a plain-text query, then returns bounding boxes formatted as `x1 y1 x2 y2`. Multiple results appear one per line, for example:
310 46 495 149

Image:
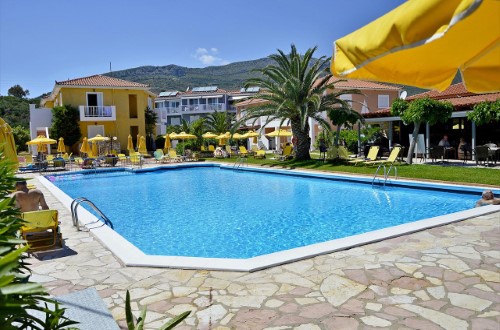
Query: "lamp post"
110 136 117 154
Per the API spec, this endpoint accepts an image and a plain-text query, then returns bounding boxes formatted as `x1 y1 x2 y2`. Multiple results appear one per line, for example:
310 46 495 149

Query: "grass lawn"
207 155 500 187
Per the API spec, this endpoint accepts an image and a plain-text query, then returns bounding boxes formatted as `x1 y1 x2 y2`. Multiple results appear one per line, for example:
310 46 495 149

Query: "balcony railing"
155 103 237 118
79 106 116 121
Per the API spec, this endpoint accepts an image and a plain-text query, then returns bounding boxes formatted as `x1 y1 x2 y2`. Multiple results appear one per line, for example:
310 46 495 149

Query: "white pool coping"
38 163 500 272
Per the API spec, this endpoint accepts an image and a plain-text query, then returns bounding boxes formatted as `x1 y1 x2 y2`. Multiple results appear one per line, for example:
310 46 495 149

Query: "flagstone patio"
23 172 500 330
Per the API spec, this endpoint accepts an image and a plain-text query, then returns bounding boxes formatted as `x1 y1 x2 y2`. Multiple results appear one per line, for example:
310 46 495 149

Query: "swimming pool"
43 164 497 271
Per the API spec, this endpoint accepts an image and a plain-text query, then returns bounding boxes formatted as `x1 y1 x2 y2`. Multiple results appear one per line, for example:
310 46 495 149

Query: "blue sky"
0 0 405 97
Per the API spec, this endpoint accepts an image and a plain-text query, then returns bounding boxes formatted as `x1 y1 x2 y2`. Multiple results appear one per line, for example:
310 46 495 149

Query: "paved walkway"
22 170 500 330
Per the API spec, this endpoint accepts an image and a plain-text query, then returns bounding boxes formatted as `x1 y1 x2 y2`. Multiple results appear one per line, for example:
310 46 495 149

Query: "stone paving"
20 169 500 330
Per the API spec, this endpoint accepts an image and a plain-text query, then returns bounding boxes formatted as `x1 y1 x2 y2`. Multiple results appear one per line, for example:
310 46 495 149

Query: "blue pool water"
50 167 478 258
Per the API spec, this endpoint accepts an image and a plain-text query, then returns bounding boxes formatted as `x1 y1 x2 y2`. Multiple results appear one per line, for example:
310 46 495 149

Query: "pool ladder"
372 164 398 187
71 197 114 231
233 156 248 169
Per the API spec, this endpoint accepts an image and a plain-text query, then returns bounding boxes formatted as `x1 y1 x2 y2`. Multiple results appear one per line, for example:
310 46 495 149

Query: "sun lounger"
279 145 294 161
364 146 401 166
254 150 266 159
21 210 61 251
348 146 379 166
239 146 250 156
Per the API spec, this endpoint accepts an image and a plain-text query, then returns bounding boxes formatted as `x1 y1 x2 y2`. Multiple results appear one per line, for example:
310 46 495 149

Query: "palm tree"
205 111 234 134
238 44 359 160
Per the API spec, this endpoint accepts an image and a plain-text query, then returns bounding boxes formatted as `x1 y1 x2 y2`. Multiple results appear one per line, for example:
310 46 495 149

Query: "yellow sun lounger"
364 146 401 166
21 210 61 251
348 146 380 166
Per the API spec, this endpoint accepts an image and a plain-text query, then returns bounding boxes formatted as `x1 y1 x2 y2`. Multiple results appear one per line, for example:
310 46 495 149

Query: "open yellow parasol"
88 134 109 142
57 137 65 153
231 133 246 139
266 129 292 137
216 132 231 146
331 0 500 93
0 117 18 169
27 135 57 154
243 130 260 144
138 135 147 153
202 132 218 139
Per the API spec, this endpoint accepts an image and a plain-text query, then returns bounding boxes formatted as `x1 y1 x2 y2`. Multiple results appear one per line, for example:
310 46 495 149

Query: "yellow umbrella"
164 134 171 150
202 132 218 139
243 130 260 144
216 132 231 146
127 134 134 151
27 135 57 155
27 135 57 145
331 0 500 93
57 137 65 153
0 117 18 170
138 135 147 153
174 131 197 140
231 133 246 139
266 129 292 137
80 137 91 155
88 134 109 142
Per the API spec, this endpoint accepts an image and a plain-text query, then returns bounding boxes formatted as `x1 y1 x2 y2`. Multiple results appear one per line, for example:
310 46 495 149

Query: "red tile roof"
364 83 500 118
326 77 401 91
235 98 267 107
56 74 149 88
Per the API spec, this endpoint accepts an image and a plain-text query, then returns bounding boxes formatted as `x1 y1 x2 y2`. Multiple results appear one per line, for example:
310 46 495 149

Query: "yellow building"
41 74 156 152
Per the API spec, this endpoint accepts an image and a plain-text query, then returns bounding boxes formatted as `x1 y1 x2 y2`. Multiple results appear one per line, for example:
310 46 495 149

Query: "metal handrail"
372 164 398 187
233 156 248 169
71 197 114 231
372 164 386 186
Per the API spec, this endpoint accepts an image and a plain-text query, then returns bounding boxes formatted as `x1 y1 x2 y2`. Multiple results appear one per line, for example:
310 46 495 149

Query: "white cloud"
192 47 229 66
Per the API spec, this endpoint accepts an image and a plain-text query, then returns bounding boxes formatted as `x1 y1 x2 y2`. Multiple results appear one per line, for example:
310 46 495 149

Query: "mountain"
104 56 456 96
104 58 276 94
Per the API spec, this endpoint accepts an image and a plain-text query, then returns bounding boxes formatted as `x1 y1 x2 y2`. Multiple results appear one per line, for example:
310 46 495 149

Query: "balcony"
155 104 237 120
79 105 116 121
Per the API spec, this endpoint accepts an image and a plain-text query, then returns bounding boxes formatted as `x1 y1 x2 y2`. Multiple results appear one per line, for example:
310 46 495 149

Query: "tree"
324 91 364 146
391 97 453 164
144 106 158 136
144 106 158 150
50 105 82 149
205 111 234 134
467 99 500 125
238 45 357 160
7 85 29 99
12 125 30 152
0 96 30 128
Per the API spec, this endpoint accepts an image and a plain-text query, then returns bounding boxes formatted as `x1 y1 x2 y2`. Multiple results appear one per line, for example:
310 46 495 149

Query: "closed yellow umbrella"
138 135 147 153
266 129 292 137
331 0 500 93
80 137 91 155
0 117 18 170
57 137 65 153
91 142 98 157
164 134 171 150
127 134 134 151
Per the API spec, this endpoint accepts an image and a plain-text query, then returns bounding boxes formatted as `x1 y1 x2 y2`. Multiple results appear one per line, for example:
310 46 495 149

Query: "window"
190 115 200 122
129 94 138 118
170 117 180 125
88 125 104 138
378 95 390 108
